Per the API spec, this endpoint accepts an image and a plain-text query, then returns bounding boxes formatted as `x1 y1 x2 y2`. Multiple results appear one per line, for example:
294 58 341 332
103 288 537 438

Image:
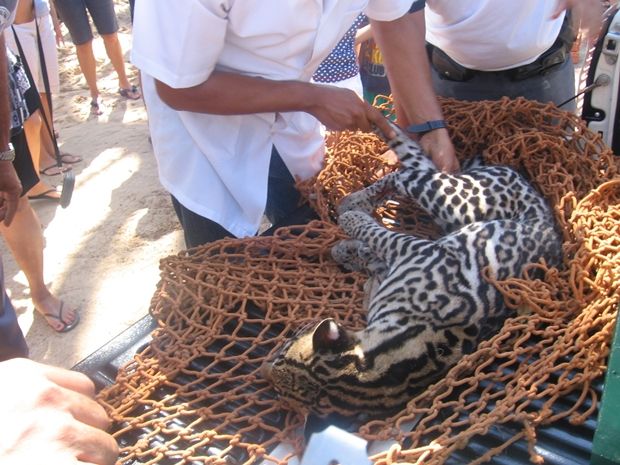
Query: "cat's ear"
312 319 348 352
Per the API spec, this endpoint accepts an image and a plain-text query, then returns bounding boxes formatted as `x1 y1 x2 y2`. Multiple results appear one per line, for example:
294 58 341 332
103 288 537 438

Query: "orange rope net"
98 97 620 465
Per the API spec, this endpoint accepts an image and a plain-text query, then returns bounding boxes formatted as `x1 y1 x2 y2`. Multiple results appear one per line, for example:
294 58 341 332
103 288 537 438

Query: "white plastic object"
300 425 371 465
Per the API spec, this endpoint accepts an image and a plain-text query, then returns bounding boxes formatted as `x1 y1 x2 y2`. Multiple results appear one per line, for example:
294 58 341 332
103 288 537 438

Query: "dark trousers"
430 54 576 112
172 146 301 249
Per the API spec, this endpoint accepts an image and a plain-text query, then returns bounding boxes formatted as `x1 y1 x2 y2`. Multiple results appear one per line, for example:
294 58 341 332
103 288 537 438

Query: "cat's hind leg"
338 210 431 267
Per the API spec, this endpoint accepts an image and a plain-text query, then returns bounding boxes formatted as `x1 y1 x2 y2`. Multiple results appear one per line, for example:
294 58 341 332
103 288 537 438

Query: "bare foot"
34 294 79 333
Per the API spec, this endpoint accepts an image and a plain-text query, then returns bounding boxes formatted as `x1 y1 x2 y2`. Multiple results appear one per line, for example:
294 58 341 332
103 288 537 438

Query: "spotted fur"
263 122 562 417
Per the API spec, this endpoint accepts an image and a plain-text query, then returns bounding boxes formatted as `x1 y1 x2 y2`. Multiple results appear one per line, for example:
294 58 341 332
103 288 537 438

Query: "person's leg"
37 94 58 167
37 95 81 166
100 32 133 92
170 195 234 248
21 112 59 198
74 40 99 101
21 112 41 172
86 0 138 97
0 197 78 331
36 14 79 164
264 147 302 227
53 0 97 102
520 57 576 111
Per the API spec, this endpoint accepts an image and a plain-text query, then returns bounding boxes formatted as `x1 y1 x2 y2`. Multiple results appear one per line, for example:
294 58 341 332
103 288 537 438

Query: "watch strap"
406 119 447 135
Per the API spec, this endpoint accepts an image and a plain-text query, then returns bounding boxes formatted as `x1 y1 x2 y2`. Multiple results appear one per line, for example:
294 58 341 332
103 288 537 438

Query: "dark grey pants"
430 55 576 112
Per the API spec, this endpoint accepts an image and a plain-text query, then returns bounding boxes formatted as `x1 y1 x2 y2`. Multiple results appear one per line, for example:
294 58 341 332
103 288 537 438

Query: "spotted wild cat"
263 121 562 417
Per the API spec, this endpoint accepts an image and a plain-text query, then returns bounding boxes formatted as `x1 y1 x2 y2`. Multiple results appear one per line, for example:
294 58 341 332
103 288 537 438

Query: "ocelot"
262 121 562 418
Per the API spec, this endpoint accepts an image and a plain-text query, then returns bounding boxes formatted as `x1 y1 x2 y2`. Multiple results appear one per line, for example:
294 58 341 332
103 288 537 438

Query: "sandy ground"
1 2 184 368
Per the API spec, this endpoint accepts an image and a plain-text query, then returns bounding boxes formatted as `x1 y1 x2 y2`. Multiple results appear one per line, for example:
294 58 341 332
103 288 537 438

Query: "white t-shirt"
132 0 411 238
425 0 566 71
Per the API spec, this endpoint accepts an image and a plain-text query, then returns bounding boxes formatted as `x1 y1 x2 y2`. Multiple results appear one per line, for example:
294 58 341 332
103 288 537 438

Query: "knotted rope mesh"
98 97 620 465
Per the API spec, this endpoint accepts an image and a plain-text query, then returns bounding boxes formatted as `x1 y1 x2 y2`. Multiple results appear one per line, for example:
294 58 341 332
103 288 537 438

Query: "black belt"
428 13 575 82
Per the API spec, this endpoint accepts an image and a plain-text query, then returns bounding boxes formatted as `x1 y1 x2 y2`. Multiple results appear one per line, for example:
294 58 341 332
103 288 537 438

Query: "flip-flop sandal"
119 85 141 100
59 153 83 164
39 163 70 177
42 301 80 333
28 188 61 202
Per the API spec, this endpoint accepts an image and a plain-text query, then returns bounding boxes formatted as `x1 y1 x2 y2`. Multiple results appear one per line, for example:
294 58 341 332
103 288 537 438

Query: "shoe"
90 98 104 115
119 85 141 100
42 301 80 333
28 188 61 202
60 153 83 164
39 163 70 177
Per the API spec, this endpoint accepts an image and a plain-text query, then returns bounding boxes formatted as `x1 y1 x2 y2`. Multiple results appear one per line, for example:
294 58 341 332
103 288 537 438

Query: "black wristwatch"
0 144 15 162
406 119 447 135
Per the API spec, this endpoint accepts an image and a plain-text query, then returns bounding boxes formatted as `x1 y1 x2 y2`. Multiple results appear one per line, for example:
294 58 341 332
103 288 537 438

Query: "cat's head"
262 318 363 416
263 317 466 418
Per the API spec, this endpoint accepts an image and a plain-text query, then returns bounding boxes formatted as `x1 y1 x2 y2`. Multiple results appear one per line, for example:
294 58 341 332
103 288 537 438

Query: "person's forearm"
157 69 399 136
355 25 373 46
155 72 321 116
370 12 445 126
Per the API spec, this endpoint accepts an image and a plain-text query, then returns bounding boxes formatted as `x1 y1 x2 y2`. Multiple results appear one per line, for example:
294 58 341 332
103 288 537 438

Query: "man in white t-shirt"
421 0 603 111
132 0 458 248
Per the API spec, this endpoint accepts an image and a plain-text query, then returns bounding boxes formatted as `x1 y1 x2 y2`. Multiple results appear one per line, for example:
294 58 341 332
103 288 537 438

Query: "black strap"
406 119 447 135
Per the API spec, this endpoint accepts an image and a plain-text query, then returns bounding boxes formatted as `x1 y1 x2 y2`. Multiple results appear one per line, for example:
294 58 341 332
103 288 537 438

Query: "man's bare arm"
155 70 396 137
370 11 459 172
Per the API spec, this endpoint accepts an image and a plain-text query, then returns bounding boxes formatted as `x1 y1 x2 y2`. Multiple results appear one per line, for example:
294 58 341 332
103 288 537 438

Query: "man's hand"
420 129 460 172
306 85 396 138
553 0 604 40
0 160 21 226
0 358 119 465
